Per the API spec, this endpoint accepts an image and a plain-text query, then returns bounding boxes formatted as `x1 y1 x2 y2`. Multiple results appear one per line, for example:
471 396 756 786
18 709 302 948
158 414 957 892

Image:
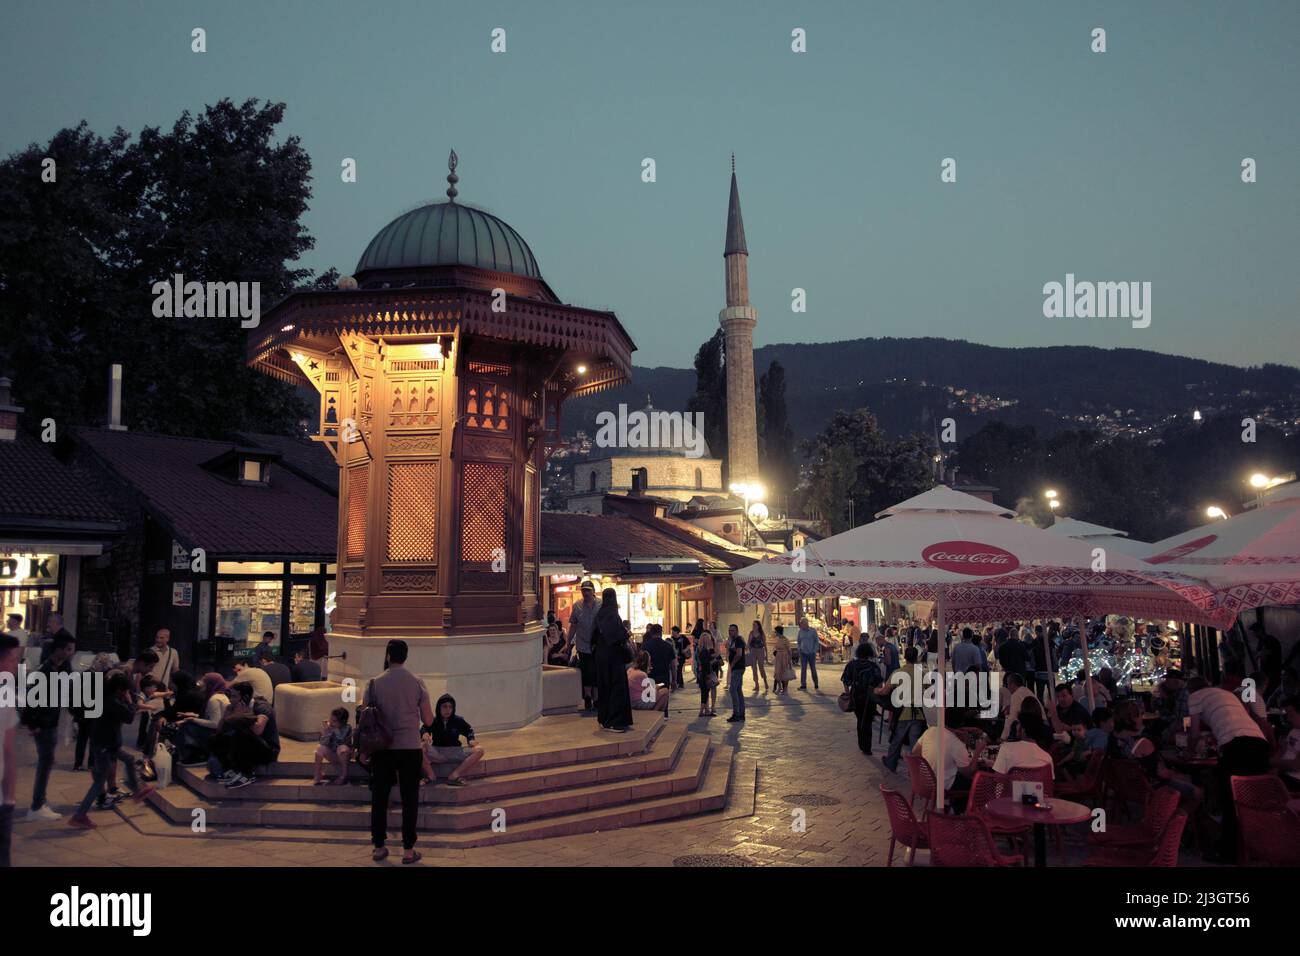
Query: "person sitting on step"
207 682 281 790
420 694 484 787
313 707 354 785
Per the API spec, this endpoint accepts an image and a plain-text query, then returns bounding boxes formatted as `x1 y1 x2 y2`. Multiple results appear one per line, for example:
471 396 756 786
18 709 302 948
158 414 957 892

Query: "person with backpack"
593 588 634 733
841 643 883 755
360 639 434 864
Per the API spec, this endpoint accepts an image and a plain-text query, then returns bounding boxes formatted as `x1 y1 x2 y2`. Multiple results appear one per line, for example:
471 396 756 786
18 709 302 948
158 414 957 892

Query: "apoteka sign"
922 541 1020 576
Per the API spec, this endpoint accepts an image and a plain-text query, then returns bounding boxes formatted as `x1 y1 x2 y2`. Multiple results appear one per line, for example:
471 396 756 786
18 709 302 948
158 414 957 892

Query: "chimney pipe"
108 364 127 431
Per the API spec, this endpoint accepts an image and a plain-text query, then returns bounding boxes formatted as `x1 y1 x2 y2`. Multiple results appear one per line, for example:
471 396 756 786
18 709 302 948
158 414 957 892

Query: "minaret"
720 155 760 487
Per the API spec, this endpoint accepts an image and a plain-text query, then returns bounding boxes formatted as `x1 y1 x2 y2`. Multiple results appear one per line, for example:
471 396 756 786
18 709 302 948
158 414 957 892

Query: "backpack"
852 661 882 706
354 680 392 765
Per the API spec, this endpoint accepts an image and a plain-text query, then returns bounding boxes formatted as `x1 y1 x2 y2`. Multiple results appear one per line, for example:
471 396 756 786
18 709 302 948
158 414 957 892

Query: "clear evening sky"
3 0 1296 369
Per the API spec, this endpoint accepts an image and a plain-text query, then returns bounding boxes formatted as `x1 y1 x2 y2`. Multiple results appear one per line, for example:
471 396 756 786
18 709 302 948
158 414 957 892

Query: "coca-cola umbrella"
1140 482 1300 630
733 485 1218 808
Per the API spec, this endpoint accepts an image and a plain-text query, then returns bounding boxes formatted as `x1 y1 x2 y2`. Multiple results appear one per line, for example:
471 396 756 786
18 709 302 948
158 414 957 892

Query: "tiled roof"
75 428 337 557
540 512 746 574
0 429 122 531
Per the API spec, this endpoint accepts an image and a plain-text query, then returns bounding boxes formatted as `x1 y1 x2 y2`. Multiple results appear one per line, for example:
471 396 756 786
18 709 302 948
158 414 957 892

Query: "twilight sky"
3 0 1296 369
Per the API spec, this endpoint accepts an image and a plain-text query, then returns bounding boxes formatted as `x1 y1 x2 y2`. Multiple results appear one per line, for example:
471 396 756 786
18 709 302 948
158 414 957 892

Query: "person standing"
842 642 883 754
3 614 27 649
951 627 988 674
880 645 926 773
67 672 156 829
1187 677 1270 861
38 613 74 664
771 627 795 694
0 633 21 866
696 631 720 716
569 581 600 712
670 625 689 689
593 588 634 733
726 624 747 723
22 632 76 821
796 617 820 691
365 640 434 864
747 620 768 693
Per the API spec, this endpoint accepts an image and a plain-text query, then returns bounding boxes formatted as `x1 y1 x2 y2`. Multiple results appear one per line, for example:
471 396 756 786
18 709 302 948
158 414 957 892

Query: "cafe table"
984 796 1091 867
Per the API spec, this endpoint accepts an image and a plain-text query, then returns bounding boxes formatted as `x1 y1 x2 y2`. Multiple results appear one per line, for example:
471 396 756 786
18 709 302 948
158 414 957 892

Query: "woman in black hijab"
594 588 634 732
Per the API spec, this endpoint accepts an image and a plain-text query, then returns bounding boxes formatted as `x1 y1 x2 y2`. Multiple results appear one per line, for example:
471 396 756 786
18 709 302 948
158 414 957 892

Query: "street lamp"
729 481 766 548
1206 505 1230 520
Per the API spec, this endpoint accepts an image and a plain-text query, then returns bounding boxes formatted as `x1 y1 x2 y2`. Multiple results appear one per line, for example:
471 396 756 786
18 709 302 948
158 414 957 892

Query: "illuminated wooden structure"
248 152 633 727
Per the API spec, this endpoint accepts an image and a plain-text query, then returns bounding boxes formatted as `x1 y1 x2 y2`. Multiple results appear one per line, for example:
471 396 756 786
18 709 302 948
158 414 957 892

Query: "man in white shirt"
231 658 274 703
3 614 27 649
148 628 179 687
992 739 1053 775
914 715 985 807
1000 672 1035 741
1188 678 1270 861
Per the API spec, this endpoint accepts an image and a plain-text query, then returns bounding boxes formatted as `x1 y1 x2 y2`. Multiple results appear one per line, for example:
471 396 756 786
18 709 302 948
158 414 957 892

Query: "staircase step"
176 721 689 806
147 733 713 834
252 712 667 781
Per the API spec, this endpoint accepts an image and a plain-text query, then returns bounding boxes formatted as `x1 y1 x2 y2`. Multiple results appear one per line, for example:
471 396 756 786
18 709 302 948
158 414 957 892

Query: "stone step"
147 733 713 835
242 711 668 781
174 721 691 806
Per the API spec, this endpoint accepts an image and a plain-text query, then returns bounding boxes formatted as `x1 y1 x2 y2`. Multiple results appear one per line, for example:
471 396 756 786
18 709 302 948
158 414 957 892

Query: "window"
216 579 283 648
289 583 317 634
388 461 438 561
694 467 703 490
346 464 369 559
241 459 263 482
588 470 597 492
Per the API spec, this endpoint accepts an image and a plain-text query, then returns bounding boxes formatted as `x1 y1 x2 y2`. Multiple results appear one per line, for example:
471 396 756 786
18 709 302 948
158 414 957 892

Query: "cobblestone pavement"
4 676 1132 868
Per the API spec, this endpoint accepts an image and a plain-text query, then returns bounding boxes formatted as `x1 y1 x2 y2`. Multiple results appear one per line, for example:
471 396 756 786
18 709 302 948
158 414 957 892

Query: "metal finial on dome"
446 149 459 202
731 152 735 174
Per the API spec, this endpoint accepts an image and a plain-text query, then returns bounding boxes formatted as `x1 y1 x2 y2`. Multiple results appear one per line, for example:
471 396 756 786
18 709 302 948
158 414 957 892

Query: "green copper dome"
355 201 542 279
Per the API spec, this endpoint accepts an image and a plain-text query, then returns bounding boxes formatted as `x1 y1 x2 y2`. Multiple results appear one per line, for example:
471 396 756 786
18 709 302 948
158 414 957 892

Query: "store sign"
171 541 191 570
0 554 59 586
172 582 193 607
626 560 700 574
922 541 1020 576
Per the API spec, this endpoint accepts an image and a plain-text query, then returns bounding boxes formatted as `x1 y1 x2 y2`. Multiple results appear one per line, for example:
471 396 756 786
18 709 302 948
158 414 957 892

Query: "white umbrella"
1142 482 1300 628
735 486 1217 807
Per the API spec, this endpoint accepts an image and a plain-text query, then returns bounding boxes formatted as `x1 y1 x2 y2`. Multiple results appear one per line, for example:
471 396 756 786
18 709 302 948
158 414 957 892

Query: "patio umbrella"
1141 481 1300 630
734 485 1218 805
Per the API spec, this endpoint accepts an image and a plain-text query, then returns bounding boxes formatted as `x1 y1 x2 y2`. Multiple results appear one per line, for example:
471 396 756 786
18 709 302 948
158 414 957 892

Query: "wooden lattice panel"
387 461 438 562
464 381 510 431
461 461 508 563
523 469 536 560
346 464 369 559
389 377 441 428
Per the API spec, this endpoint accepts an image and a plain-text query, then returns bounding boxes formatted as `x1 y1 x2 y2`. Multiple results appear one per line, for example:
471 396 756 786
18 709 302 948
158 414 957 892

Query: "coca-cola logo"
922 541 1020 575
1145 534 1218 565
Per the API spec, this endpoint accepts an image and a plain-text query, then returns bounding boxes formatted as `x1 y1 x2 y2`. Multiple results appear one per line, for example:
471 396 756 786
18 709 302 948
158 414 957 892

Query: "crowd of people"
859 618 1300 864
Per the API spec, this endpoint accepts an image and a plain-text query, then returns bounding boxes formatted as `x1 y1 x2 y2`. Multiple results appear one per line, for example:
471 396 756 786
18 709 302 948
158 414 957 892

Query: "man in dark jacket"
642 624 676 692
22 632 76 820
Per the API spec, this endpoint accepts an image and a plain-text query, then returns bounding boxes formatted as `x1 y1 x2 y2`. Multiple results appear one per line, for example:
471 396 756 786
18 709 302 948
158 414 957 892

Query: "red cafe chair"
1231 774 1300 866
1089 785 1180 850
928 811 1023 867
1085 812 1187 867
880 784 929 866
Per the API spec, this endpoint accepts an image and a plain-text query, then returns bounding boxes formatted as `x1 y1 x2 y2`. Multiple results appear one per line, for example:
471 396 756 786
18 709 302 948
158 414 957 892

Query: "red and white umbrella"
733 485 1217 807
734 485 1216 624
1141 483 1300 628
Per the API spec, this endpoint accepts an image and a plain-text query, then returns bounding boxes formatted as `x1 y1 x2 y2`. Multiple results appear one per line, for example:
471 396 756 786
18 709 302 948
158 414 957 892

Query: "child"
421 694 484 787
313 707 353 785
772 628 795 695
68 672 156 829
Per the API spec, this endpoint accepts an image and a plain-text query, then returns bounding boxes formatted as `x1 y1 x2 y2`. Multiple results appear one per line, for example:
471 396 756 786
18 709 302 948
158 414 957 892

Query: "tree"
802 408 935 529
686 330 727 473
0 99 320 441
758 359 796 501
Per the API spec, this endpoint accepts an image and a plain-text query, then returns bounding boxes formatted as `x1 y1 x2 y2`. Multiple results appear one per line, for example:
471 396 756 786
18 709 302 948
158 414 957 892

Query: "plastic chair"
965 770 1031 857
1105 758 1153 820
1008 763 1056 798
1231 774 1300 866
928 812 1023 866
880 784 929 866
1089 786 1180 849
1085 812 1187 867
1055 750 1106 804
903 752 938 813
